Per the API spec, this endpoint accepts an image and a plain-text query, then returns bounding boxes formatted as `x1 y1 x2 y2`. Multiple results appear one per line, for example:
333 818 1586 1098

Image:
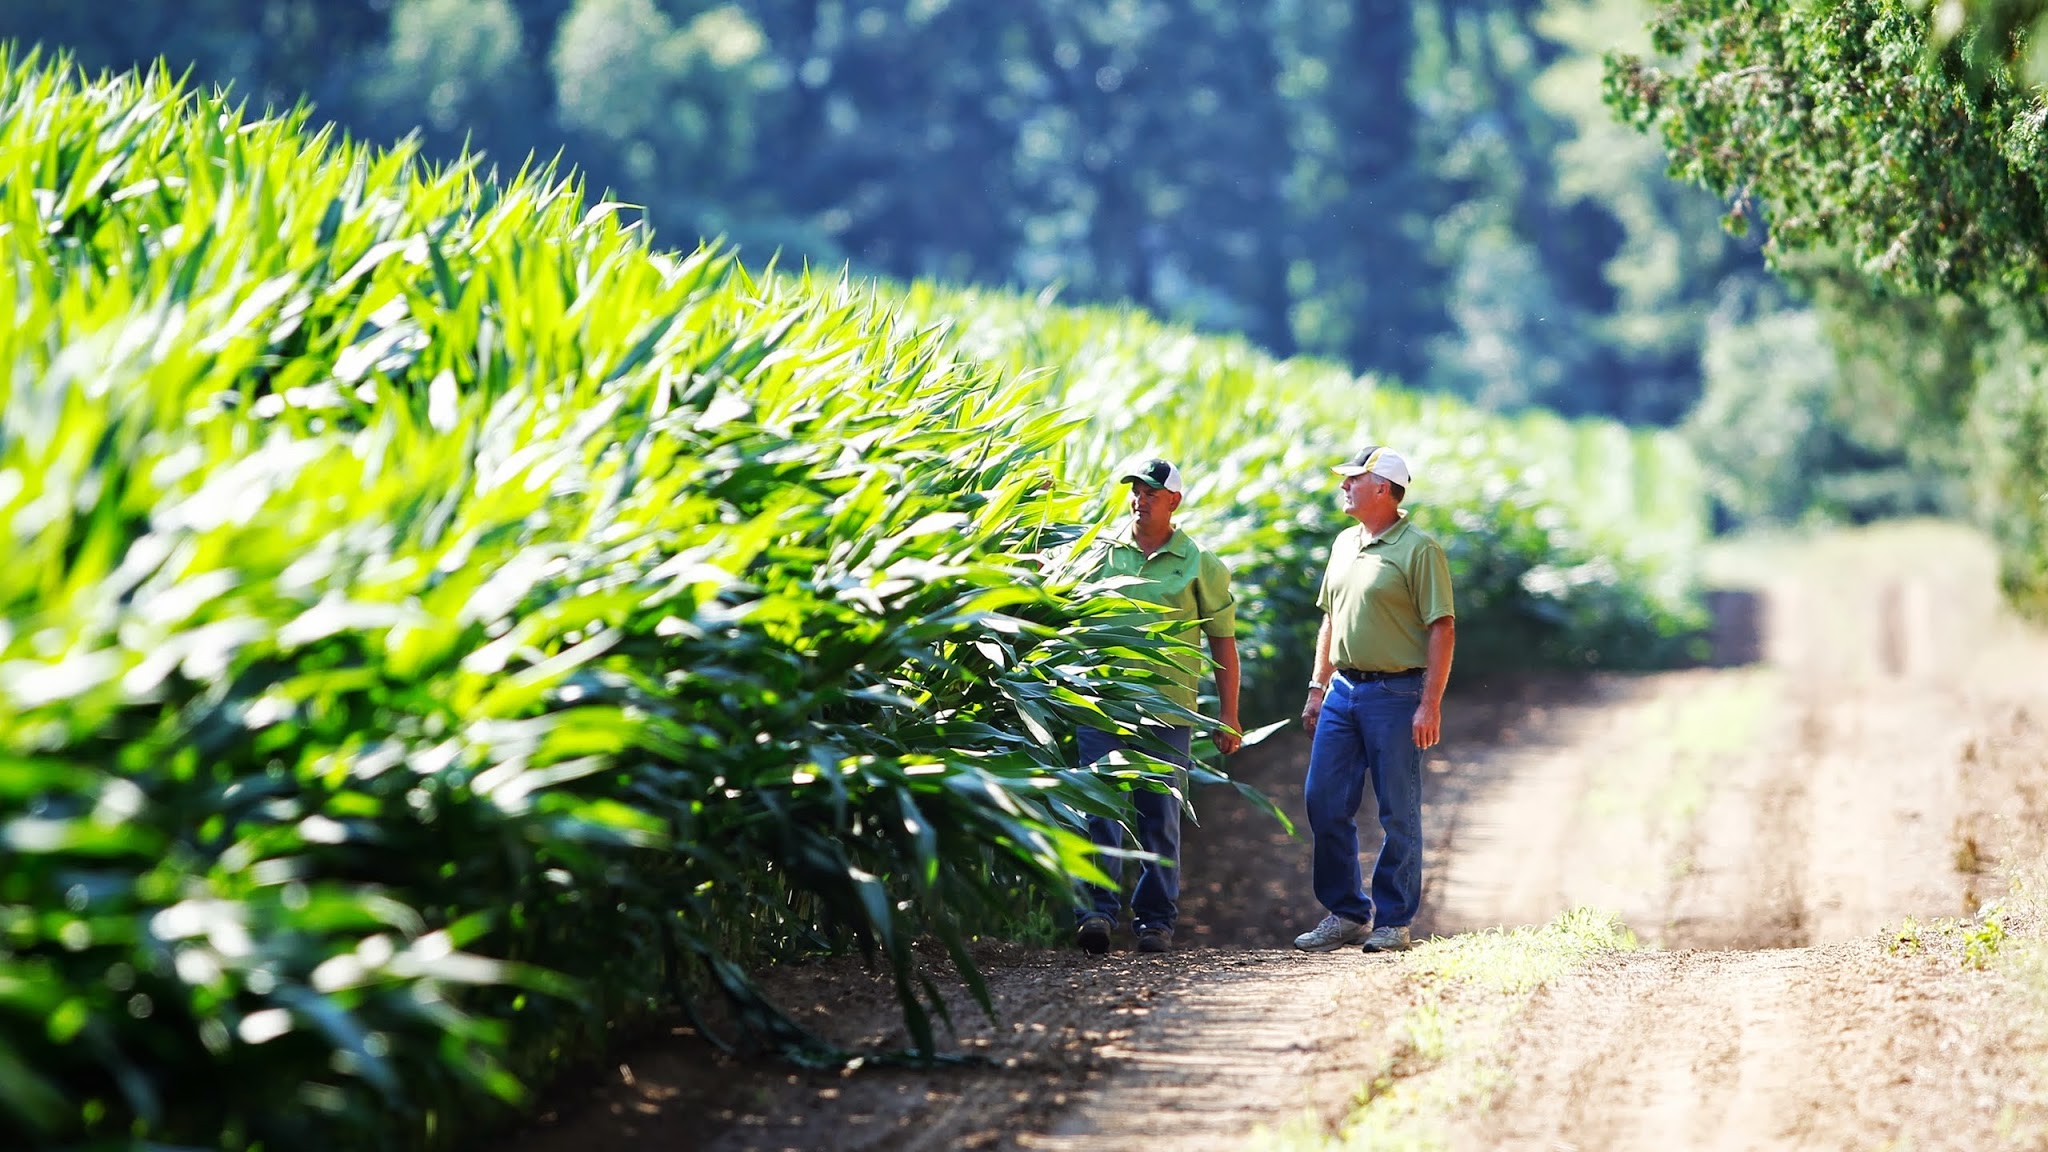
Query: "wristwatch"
1307 679 1328 692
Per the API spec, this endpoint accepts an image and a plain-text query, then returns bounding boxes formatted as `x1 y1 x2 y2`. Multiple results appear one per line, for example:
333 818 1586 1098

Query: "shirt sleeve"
1411 538 1456 625
1192 550 1239 638
1315 526 1349 615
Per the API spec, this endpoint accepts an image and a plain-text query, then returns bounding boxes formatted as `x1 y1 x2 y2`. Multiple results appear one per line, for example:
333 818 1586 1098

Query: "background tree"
1607 0 2048 606
365 0 539 165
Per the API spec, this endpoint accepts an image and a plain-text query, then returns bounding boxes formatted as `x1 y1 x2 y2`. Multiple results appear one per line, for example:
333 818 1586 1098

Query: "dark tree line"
0 0 1774 427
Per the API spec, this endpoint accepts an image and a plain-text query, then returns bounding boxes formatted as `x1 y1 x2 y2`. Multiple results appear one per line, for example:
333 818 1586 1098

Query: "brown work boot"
1075 915 1112 955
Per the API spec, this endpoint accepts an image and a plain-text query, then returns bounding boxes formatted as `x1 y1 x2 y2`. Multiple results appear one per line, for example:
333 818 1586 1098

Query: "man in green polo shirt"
1073 457 1242 955
1292 446 1456 954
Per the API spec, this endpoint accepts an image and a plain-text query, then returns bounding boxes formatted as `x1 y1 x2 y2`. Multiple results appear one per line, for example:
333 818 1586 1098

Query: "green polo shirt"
1085 526 1237 715
1317 514 1455 673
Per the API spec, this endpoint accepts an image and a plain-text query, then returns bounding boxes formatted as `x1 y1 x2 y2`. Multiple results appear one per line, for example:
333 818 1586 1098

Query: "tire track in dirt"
1476 949 1809 1152
1468 938 2039 1152
1015 953 1403 1152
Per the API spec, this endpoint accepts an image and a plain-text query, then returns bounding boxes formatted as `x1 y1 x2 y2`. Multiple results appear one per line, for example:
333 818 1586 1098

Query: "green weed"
1965 902 2009 970
1891 916 1925 956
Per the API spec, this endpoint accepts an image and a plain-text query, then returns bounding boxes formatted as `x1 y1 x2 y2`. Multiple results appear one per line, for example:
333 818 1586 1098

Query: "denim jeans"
1076 725 1192 933
1304 671 1424 927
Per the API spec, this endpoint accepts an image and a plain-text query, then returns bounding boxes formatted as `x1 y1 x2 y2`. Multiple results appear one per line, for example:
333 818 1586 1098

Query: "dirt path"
1466 939 2034 1152
510 524 2048 1151
1015 955 1396 1152
1420 525 2048 1150
1423 525 2011 952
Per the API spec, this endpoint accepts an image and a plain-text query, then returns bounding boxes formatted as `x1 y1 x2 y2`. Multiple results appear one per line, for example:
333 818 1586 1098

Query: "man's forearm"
1312 615 1334 686
1210 634 1241 728
1423 617 1456 705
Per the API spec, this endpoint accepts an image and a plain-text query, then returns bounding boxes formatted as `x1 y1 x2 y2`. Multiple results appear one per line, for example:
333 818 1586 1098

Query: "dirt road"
513 524 2048 1151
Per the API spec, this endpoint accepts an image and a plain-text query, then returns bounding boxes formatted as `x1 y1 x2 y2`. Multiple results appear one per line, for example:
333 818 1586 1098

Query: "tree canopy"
1608 0 2048 315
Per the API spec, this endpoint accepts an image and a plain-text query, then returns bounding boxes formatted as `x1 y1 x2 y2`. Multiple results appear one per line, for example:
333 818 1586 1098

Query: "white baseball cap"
1120 457 1184 494
1332 446 1411 487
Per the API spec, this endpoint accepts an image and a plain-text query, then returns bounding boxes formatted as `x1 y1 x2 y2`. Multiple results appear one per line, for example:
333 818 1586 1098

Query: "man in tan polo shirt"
1292 446 1455 954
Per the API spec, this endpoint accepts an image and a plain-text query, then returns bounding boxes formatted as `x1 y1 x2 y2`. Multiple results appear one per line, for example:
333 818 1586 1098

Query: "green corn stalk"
0 50 1255 1152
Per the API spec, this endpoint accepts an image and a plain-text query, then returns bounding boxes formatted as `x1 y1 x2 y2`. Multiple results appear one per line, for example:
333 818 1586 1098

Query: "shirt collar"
1362 513 1411 547
1112 523 1194 558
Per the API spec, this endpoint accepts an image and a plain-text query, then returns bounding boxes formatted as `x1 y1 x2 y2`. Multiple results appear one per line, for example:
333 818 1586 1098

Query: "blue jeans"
1305 672 1424 927
1076 725 1192 933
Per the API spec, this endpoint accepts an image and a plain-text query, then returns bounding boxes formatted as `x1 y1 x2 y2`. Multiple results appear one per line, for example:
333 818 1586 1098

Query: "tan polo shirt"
1086 525 1237 714
1316 514 1455 672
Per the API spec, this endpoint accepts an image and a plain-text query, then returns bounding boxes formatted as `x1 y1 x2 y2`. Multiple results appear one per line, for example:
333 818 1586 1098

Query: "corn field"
0 52 1705 1151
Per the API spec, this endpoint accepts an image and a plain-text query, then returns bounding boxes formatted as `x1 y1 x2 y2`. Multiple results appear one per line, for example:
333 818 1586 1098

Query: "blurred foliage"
1684 291 1964 528
1606 0 2048 610
1685 308 1842 527
1966 333 2048 613
0 0 1782 430
0 49 1708 1151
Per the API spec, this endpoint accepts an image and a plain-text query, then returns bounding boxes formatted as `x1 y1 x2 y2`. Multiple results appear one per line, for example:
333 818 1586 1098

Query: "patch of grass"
1406 907 1638 995
1890 915 1926 956
1964 902 2009 970
1885 904 2015 970
1250 909 1636 1152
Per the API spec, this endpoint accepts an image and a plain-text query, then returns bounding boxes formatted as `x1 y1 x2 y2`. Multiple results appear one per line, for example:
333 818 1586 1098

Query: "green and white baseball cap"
1120 457 1184 494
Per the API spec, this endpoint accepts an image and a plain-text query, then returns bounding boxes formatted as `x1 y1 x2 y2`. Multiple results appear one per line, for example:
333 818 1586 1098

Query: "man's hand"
1412 699 1443 750
1301 686 1325 734
1215 719 1243 755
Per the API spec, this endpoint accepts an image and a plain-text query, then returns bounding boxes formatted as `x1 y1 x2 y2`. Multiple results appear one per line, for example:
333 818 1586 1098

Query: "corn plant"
0 50 1258 1151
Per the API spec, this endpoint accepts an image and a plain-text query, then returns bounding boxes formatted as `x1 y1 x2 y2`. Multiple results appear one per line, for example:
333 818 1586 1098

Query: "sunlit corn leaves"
0 50 1223 1151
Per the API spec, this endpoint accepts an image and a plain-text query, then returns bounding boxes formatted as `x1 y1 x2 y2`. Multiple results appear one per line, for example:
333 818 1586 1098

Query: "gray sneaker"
1361 924 1411 953
1293 914 1370 952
